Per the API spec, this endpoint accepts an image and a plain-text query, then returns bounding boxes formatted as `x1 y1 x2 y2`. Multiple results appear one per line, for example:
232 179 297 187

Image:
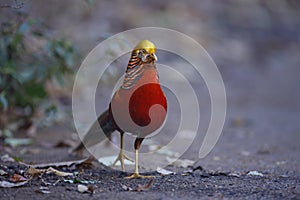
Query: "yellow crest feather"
134 40 156 54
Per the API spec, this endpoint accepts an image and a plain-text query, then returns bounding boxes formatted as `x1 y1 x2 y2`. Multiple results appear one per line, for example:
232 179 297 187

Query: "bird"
73 40 167 178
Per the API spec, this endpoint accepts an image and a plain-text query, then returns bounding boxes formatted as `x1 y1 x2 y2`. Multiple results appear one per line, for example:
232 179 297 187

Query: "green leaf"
24 83 47 99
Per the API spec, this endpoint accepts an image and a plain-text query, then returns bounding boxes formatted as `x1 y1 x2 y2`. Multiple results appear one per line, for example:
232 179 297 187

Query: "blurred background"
0 0 299 172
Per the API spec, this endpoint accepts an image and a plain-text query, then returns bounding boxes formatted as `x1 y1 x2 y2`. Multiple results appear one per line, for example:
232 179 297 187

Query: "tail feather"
72 109 117 152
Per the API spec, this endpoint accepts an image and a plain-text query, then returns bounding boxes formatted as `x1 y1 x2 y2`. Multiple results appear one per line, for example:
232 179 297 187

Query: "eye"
138 51 143 58
141 49 146 53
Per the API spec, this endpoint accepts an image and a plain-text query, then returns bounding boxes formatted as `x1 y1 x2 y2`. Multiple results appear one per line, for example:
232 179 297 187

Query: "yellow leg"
125 149 154 179
111 133 133 171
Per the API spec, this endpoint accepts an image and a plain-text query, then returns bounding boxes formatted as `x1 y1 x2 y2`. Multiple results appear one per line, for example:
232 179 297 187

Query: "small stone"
77 184 88 193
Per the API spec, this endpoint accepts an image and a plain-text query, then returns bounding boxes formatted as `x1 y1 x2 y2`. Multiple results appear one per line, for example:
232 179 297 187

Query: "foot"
111 152 134 171
125 172 154 179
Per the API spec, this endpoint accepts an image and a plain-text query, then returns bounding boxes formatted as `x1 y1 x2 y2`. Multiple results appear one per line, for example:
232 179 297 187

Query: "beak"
152 53 157 61
142 53 157 62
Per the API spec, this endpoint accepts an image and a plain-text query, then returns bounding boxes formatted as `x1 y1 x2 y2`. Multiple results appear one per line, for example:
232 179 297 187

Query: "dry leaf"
0 180 29 188
27 167 72 177
1 154 15 162
87 185 94 194
10 174 27 182
47 167 73 177
0 169 8 176
156 167 174 176
166 157 194 168
247 171 263 177
137 179 154 192
27 167 47 176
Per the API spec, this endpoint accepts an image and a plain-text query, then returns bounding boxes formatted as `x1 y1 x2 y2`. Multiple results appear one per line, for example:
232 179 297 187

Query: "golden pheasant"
73 40 167 178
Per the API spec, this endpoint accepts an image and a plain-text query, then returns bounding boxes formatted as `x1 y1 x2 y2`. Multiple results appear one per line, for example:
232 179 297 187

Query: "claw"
125 172 154 179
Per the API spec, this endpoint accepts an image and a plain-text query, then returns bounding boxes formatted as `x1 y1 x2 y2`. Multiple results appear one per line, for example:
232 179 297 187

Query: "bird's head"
133 40 157 64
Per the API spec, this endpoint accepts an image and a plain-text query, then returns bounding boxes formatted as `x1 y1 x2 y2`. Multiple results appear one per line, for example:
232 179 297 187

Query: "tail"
72 109 117 153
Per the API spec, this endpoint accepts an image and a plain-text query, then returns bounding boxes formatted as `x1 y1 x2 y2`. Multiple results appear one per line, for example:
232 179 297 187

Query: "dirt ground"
1 0 300 199
0 114 299 199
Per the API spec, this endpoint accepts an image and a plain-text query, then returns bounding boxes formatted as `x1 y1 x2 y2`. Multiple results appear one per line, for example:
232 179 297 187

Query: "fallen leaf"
247 171 263 177
77 184 88 193
0 180 29 188
0 169 8 176
4 138 33 147
26 167 73 177
47 167 73 177
137 179 154 192
10 174 27 182
1 154 15 162
87 185 94 194
26 167 47 177
166 157 194 168
156 167 175 176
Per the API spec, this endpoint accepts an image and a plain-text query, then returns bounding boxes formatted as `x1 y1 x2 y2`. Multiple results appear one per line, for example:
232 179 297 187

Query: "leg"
111 132 133 171
125 137 154 179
